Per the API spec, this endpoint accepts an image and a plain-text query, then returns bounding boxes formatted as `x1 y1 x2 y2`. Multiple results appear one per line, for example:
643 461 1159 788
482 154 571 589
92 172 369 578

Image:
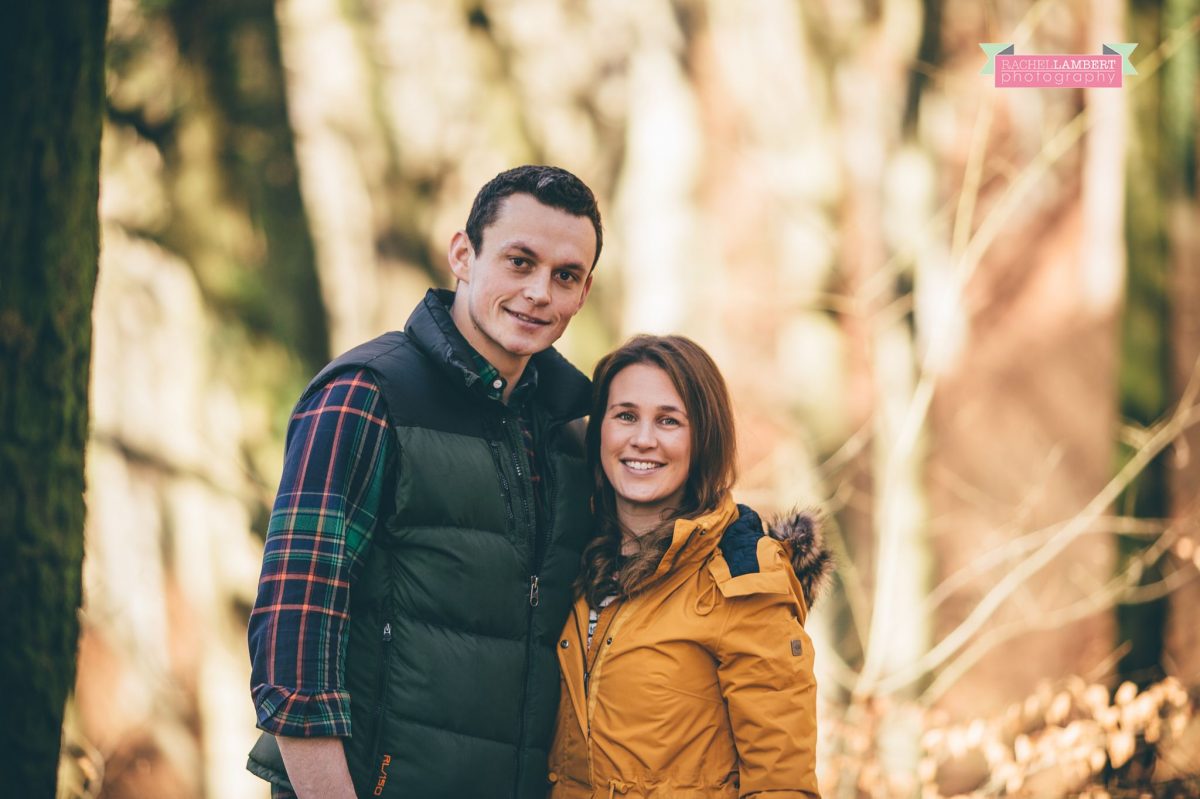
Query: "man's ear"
448 230 474 283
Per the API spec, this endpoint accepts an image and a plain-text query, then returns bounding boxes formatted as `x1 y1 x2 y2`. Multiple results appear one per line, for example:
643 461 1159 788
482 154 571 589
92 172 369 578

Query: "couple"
246 166 827 798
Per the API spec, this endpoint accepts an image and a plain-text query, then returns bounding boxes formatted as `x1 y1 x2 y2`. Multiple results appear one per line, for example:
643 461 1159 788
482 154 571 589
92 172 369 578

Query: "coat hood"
720 504 834 609
768 509 834 609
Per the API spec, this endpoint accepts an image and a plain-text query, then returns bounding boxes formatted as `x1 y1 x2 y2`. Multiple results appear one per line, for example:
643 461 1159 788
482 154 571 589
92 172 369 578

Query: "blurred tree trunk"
0 1 109 792
1162 0 1200 686
163 0 329 373
72 0 329 795
1117 0 1193 688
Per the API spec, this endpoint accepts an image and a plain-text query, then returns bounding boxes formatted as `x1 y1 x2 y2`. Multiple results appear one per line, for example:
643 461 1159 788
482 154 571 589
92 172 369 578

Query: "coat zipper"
583 600 623 698
582 599 626 791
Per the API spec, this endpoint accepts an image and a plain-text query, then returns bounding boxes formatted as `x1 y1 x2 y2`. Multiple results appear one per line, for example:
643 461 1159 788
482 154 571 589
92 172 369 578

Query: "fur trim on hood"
767 510 834 608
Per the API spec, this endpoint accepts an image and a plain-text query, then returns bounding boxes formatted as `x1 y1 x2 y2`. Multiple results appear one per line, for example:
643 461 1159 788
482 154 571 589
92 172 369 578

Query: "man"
246 165 602 798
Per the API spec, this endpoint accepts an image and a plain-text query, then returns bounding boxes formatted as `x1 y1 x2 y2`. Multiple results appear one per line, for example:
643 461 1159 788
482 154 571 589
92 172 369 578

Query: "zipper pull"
529 574 540 607
382 622 392 642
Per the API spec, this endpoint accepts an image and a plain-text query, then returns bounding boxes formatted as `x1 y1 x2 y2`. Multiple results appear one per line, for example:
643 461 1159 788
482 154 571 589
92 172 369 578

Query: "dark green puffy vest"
249 291 593 798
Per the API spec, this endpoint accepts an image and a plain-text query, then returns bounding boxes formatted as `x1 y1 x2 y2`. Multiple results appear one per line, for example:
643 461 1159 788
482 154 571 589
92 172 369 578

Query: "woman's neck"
616 505 674 555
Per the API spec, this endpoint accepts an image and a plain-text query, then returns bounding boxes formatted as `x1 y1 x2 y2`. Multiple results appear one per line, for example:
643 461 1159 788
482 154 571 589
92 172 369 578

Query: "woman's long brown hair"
578 335 738 608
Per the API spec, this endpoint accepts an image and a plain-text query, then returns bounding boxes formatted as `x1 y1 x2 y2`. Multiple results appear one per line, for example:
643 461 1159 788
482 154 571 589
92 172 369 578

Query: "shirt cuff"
252 685 354 738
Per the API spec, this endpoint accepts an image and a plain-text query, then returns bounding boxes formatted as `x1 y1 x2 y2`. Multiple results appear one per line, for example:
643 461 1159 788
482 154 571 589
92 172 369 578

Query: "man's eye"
510 257 529 268
556 270 578 283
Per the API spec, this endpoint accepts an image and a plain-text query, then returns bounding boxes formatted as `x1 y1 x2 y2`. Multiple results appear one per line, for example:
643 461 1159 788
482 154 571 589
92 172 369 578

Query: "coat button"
547 772 559 783
560 639 569 648
606 637 613 645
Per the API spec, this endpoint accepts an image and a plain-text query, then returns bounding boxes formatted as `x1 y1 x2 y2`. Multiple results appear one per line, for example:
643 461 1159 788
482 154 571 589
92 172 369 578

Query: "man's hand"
277 736 358 799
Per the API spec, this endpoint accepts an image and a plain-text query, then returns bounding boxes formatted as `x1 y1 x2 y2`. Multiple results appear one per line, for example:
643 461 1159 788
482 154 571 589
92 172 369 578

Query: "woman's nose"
631 421 656 448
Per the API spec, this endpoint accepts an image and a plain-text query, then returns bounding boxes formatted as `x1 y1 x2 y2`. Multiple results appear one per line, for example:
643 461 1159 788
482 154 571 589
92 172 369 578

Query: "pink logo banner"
980 44 1137 88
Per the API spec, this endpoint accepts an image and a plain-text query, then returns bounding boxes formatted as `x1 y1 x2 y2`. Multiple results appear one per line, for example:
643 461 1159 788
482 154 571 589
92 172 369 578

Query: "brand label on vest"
374 754 392 795
790 639 803 657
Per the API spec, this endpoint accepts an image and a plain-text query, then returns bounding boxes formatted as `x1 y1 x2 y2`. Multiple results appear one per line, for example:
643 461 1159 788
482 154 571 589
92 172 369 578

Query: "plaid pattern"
248 369 391 741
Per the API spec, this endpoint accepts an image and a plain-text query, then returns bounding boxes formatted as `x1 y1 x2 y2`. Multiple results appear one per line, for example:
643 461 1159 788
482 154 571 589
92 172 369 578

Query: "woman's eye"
615 411 636 422
659 416 681 426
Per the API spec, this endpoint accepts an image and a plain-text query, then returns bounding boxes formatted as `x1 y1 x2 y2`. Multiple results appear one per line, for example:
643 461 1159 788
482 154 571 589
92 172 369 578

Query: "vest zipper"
371 619 393 785
500 415 536 540
486 436 516 528
503 410 540 796
501 413 543 605
541 416 560 571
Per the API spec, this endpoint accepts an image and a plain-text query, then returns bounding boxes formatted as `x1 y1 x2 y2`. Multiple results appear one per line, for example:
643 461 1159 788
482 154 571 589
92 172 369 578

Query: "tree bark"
0 0 108 791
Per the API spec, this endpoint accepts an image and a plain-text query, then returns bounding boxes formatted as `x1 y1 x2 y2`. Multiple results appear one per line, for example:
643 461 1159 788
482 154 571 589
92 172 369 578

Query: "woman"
547 335 830 799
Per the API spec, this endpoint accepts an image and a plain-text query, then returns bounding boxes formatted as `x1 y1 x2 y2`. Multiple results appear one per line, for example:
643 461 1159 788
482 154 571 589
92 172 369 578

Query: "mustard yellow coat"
547 498 821 799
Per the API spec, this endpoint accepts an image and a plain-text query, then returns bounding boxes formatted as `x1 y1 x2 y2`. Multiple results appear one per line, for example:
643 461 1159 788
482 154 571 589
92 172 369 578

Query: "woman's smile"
620 459 666 472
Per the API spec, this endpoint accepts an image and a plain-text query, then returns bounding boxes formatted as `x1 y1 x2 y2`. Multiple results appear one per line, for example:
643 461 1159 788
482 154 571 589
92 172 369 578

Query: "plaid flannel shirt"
248 369 391 740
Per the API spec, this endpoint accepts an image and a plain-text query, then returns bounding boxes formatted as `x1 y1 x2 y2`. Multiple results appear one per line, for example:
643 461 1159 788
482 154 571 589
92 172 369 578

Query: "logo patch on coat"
790 639 803 657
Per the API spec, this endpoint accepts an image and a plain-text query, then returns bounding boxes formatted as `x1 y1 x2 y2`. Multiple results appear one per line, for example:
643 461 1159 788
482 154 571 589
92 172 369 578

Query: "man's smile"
505 307 550 325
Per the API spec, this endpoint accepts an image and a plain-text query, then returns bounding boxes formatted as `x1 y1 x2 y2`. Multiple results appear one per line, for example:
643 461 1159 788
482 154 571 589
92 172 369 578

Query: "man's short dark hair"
465 165 603 268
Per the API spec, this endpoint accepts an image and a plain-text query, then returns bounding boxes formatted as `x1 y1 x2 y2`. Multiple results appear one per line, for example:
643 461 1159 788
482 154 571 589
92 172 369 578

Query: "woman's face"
600 363 692 522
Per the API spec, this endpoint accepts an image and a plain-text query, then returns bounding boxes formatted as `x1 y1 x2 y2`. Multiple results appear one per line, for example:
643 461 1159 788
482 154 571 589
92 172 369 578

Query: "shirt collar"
470 351 539 407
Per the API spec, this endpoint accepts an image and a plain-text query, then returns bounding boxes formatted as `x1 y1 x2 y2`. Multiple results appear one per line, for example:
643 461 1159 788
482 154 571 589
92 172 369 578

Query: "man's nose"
523 270 552 305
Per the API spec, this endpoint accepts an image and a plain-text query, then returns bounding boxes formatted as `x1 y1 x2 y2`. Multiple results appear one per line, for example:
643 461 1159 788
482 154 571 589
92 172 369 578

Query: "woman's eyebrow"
608 401 687 414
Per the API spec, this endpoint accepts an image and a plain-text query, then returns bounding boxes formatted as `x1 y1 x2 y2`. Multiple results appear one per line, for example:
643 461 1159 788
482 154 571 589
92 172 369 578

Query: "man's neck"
448 296 529 403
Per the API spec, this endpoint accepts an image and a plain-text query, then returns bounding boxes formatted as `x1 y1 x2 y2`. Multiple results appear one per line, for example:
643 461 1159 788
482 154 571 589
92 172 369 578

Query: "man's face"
449 193 596 377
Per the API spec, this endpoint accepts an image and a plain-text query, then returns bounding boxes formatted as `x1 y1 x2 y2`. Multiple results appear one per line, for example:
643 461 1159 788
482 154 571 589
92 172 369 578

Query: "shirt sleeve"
715 540 821 799
248 369 392 738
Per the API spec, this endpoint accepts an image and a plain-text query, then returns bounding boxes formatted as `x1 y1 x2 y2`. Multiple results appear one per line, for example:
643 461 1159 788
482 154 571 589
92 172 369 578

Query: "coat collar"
644 495 740 583
404 288 591 421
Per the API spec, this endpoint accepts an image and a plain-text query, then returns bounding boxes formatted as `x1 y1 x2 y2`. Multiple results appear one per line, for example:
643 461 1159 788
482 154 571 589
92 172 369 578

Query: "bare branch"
923 514 1169 614
873 395 1200 695
919 545 1198 704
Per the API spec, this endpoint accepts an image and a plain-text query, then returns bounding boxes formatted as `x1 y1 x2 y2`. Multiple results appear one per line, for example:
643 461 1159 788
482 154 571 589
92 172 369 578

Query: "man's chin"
501 328 561 356
503 339 551 358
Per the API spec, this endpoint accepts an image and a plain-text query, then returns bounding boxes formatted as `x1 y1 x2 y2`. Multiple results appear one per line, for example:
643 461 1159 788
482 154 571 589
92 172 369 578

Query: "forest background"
2 0 1199 797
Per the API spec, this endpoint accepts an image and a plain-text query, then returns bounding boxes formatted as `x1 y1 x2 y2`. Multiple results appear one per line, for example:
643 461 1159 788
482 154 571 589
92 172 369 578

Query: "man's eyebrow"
500 241 540 259
500 240 586 273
